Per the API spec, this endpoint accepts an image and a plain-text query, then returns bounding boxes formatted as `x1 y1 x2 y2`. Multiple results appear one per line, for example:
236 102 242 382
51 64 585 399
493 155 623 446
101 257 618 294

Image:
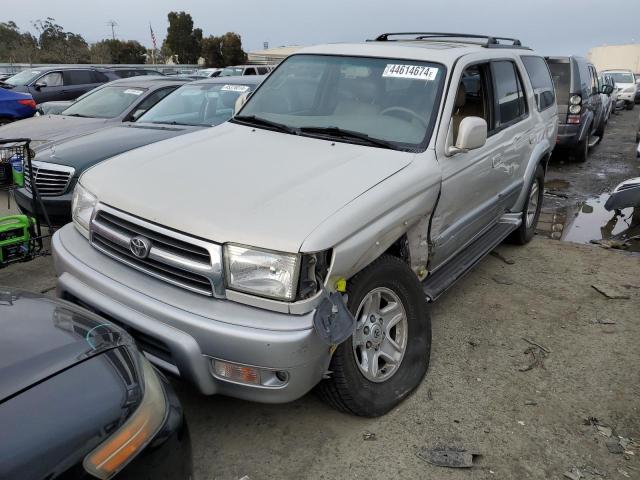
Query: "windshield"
238 54 445 150
220 67 244 77
62 86 147 119
137 83 253 126
608 72 634 84
4 70 42 86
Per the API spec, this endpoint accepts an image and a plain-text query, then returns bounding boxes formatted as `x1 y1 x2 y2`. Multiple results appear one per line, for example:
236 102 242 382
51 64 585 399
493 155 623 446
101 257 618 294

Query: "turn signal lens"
213 359 260 385
83 357 167 479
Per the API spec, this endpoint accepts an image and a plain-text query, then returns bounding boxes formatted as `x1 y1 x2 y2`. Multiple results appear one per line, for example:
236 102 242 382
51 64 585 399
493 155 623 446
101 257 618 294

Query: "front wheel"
317 255 431 417
509 164 544 245
626 101 635 111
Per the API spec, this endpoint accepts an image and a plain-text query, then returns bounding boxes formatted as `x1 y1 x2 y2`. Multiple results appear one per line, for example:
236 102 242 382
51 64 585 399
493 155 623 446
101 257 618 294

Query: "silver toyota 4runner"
53 33 558 417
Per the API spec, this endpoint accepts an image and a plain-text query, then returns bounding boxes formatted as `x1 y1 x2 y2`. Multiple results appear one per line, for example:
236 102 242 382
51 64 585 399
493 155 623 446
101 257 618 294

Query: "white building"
588 44 640 73
247 46 303 65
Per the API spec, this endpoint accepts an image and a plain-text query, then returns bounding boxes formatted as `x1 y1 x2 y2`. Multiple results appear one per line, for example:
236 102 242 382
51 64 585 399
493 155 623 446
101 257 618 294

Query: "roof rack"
371 32 528 49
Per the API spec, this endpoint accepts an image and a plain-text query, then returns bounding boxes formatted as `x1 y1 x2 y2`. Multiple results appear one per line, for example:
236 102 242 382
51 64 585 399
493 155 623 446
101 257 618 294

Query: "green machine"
0 138 51 268
0 215 35 264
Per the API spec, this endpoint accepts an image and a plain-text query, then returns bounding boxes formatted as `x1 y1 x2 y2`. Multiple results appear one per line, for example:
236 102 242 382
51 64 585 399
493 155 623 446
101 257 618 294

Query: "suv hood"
82 123 413 253
0 115 110 148
0 289 130 402
33 122 199 170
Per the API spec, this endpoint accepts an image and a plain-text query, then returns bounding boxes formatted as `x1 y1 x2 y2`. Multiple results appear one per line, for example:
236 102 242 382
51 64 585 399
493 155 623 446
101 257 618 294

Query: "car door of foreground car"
431 60 520 270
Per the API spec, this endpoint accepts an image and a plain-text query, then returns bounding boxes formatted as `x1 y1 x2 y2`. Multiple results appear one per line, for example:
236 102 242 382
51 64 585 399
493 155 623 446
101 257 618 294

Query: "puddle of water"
538 193 640 253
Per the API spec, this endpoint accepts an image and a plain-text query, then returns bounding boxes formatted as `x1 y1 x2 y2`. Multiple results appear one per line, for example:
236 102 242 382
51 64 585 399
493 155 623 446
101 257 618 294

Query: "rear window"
548 62 570 106
521 56 555 111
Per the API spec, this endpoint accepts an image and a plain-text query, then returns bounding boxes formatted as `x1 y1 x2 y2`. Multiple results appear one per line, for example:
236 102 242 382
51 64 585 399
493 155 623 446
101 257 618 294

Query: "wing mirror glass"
447 117 487 155
601 84 614 95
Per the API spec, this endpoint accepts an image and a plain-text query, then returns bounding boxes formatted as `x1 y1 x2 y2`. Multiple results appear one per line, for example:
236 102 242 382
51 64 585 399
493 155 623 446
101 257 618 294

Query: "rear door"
588 64 604 133
61 69 100 100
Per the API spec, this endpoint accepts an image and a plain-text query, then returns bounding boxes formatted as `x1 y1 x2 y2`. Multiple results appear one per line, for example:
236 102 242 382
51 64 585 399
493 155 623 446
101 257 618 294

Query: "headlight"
71 182 97 238
569 95 582 105
569 104 582 114
224 243 300 301
83 356 167 479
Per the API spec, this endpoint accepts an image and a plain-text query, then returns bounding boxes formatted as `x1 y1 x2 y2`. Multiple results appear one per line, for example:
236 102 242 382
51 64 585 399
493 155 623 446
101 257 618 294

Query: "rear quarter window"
521 56 555 111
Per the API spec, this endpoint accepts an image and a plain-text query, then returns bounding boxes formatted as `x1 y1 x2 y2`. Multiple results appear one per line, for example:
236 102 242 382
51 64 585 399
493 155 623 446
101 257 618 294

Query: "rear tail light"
569 95 582 105
17 99 36 109
567 114 581 124
569 104 582 114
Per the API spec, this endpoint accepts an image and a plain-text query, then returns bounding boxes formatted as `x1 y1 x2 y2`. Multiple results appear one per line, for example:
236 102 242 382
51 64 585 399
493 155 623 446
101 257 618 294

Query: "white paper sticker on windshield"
221 84 250 92
123 89 144 95
382 64 439 81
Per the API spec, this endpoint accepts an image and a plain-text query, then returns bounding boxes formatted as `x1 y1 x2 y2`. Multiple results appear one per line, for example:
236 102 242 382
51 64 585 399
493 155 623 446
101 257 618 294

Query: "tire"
0 118 11 126
571 131 589 163
626 102 635 111
317 255 431 417
594 118 606 143
509 164 544 245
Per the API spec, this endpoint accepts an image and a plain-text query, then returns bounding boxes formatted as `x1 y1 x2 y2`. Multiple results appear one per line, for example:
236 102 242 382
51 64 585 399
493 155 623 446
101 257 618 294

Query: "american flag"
149 24 157 51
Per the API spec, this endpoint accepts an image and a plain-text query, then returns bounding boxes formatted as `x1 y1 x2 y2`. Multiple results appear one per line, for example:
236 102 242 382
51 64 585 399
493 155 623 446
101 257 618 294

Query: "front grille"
90 205 225 297
24 161 74 197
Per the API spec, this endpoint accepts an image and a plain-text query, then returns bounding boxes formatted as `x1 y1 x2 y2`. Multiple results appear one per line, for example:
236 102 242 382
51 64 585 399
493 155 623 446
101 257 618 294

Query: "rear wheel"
571 131 589 163
317 255 431 417
594 118 606 143
509 164 544 245
0 118 11 126
626 101 635 111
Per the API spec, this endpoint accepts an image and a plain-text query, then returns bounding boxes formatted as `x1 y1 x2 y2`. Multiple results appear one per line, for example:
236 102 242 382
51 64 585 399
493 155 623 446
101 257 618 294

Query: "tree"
164 11 201 64
0 21 38 62
32 18 90 63
201 32 247 68
90 39 147 64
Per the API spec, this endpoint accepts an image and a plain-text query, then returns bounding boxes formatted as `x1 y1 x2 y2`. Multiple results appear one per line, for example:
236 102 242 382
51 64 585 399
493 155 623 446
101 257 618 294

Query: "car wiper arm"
64 113 88 118
298 126 397 150
233 115 299 135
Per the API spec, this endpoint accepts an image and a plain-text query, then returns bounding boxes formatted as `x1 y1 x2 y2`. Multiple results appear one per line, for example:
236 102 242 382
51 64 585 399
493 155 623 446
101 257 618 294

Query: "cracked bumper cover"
52 223 332 403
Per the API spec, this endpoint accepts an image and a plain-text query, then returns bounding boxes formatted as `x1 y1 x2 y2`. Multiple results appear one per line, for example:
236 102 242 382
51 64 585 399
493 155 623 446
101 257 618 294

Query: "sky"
4 0 640 57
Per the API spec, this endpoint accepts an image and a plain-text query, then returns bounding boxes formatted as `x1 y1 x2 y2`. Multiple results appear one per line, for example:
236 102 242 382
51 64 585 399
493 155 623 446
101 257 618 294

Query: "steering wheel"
380 106 428 128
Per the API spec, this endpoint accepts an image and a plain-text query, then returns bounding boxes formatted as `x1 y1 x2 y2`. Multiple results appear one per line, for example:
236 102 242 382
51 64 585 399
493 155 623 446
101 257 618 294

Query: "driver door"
429 61 504 269
29 71 64 103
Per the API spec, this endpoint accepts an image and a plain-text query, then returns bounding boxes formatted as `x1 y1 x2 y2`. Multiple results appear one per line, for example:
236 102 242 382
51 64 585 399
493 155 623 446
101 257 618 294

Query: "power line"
106 20 118 40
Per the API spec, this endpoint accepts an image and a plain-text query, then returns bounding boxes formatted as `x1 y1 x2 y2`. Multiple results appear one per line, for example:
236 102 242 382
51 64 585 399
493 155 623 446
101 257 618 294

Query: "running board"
423 215 521 301
588 136 600 148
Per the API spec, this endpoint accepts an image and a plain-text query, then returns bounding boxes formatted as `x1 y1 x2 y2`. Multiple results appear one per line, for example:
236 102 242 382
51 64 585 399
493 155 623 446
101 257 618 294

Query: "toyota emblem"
129 236 152 259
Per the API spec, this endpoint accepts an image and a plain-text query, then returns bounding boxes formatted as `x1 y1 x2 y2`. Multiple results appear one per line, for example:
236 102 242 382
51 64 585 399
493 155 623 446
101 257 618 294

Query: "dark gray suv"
547 56 613 162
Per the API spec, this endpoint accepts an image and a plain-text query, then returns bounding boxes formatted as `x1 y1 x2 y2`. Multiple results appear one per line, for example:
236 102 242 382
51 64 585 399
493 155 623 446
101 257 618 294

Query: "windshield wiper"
233 115 299 135
64 113 88 118
298 126 397 150
147 120 201 127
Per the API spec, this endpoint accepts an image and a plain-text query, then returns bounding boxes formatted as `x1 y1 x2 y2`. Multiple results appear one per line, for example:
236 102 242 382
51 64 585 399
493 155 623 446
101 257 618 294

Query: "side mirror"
33 82 46 90
234 92 251 114
447 117 487 155
601 84 614 95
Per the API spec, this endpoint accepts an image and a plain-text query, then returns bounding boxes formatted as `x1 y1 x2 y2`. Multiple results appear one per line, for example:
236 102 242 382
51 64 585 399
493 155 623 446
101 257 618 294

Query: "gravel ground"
0 110 639 480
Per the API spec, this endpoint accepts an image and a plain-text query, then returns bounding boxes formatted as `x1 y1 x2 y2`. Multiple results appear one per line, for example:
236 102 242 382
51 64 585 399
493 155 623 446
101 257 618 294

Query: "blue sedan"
0 87 37 124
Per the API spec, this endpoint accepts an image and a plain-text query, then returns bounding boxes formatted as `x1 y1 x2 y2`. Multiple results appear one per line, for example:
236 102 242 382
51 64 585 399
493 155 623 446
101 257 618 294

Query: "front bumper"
52 224 331 403
118 370 193 479
618 91 635 103
14 186 73 226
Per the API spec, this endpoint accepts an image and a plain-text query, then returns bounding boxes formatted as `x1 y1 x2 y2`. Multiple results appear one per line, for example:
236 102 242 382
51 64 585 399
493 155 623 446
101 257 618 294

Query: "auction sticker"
221 84 250 92
382 64 439 81
123 89 144 95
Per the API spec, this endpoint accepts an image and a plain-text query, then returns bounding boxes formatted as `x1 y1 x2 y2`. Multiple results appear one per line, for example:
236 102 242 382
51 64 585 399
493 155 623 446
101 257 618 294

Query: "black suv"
547 56 613 162
0 66 158 104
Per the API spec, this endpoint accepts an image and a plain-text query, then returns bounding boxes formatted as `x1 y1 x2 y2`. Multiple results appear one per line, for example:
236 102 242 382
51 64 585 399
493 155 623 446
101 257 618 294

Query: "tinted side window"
589 66 599 95
491 61 527 128
257 67 268 75
63 70 94 85
452 63 493 141
133 87 176 116
521 56 555 111
244 68 257 76
92 71 110 83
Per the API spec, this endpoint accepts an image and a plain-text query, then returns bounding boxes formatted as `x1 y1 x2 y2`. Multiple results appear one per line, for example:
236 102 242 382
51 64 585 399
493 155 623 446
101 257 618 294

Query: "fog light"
213 360 260 385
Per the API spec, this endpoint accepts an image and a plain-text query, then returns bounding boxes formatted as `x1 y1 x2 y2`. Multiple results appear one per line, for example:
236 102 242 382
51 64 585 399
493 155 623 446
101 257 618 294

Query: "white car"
603 69 636 110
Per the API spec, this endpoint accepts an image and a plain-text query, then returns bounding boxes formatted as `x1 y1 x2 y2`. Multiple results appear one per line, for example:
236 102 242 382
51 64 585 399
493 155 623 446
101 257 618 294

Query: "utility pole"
106 20 118 40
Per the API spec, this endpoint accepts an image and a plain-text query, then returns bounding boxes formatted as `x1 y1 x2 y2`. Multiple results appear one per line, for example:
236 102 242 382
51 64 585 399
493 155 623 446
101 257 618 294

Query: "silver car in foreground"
53 33 558 416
